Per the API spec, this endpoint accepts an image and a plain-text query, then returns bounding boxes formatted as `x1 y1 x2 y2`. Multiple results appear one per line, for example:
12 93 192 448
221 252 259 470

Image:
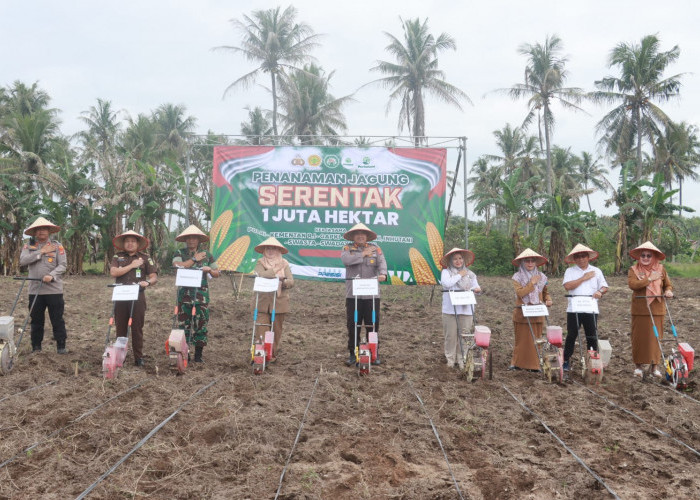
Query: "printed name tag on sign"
352 278 379 296
521 304 549 317
449 290 476 305
253 277 280 293
570 296 599 314
176 268 203 288
111 284 140 302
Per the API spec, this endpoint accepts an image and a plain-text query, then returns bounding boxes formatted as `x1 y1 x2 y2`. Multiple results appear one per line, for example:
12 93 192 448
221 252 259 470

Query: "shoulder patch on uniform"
343 245 351 251
58 245 65 254
374 246 383 255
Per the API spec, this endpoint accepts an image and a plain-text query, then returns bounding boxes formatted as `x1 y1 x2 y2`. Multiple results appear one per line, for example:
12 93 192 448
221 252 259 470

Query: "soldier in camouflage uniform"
341 223 387 366
172 225 220 363
19 217 68 353
110 230 158 367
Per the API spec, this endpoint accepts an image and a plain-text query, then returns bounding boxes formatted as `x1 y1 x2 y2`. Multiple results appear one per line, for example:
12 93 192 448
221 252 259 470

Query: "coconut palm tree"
239 106 273 145
369 17 470 146
592 34 684 180
501 35 585 196
277 63 352 144
215 5 321 136
652 121 700 214
577 151 609 212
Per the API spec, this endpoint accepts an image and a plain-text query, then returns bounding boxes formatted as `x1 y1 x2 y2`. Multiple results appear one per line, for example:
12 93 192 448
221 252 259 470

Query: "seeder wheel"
176 353 187 374
464 350 475 382
543 357 553 383
0 343 13 375
480 350 488 380
487 349 493 380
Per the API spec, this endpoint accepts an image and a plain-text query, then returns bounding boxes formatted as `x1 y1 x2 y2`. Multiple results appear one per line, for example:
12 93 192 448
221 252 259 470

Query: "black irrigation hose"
502 384 620 500
573 381 700 458
0 380 56 404
76 379 217 500
406 377 466 500
660 383 700 405
0 382 144 470
274 374 320 500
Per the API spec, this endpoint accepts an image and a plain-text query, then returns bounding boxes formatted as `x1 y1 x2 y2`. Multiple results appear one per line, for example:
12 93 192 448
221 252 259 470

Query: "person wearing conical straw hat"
628 241 673 378
110 230 158 367
440 248 481 369
561 244 609 371
510 248 552 371
341 223 387 367
252 237 294 363
19 217 68 354
173 225 221 363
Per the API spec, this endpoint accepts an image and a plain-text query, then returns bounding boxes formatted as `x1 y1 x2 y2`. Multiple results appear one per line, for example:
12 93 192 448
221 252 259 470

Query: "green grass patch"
664 262 700 278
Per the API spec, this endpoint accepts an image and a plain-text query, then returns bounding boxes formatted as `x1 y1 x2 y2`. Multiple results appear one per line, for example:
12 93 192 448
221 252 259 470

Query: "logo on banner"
308 155 322 167
324 155 340 168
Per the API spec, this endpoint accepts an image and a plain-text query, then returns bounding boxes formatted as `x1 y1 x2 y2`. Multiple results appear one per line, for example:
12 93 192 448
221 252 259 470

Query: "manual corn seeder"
103 283 138 379
349 277 379 376
165 267 206 374
444 289 492 382
521 304 564 384
564 294 607 384
250 276 279 375
655 296 692 389
0 277 43 375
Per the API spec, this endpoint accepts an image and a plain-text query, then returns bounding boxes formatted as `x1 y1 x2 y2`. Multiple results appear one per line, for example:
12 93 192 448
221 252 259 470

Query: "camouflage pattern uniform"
172 248 218 346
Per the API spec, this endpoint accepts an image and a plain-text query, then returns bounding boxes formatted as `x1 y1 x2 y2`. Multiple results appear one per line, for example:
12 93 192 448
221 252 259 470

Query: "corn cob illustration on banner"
211 145 446 281
409 248 437 285
210 210 233 252
217 235 250 271
426 222 443 269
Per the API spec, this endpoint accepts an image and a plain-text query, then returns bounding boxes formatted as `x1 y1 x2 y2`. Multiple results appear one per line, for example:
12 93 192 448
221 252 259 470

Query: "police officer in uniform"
341 223 387 366
110 230 158 366
172 225 220 363
19 217 68 353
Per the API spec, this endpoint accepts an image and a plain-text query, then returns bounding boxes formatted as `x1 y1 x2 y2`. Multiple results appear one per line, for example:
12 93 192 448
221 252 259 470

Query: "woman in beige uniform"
253 237 294 363
510 248 552 371
628 241 673 378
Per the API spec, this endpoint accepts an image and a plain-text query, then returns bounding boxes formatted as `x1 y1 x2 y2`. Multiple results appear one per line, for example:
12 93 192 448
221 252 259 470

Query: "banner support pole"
462 137 469 249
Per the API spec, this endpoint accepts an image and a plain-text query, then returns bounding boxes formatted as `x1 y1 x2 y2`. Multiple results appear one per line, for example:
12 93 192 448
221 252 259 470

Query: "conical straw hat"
175 225 209 243
629 241 665 261
254 236 288 254
112 230 149 251
564 243 599 264
512 248 548 267
343 223 377 241
24 216 60 236
440 248 476 269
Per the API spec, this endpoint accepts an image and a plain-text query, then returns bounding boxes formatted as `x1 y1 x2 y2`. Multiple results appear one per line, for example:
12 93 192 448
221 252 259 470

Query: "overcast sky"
3 0 699 218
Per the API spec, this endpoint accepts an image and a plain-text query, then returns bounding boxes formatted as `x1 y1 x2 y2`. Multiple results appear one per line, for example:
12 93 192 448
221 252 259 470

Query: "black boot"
194 345 203 363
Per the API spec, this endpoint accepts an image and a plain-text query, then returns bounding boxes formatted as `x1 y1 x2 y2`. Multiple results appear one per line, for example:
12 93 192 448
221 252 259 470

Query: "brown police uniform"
110 251 157 362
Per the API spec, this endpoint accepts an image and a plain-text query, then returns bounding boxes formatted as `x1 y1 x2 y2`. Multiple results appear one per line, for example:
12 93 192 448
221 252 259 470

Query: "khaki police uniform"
110 251 157 362
19 239 67 350
341 242 387 355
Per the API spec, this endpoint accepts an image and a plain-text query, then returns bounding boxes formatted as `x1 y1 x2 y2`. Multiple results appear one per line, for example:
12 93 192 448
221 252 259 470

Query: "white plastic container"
0 317 14 341
598 339 612 368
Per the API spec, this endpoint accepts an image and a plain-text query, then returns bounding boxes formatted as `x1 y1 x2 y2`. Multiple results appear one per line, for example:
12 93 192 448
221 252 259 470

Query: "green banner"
211 146 446 284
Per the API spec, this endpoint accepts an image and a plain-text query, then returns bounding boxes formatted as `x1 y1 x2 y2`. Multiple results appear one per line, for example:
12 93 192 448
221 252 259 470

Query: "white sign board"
253 277 280 293
176 268 203 288
570 296 599 314
449 290 476 305
352 278 379 296
521 304 549 317
111 284 140 302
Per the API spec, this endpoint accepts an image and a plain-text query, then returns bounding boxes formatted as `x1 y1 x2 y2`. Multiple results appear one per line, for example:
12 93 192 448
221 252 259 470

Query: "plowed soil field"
0 274 698 499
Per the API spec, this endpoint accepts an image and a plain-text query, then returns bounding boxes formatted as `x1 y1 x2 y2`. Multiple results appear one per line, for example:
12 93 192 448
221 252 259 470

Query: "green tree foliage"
592 34 683 179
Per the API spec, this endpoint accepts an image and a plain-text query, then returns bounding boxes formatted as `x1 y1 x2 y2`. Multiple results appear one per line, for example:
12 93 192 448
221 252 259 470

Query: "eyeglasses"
640 253 653 258
573 254 588 259
523 258 536 263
